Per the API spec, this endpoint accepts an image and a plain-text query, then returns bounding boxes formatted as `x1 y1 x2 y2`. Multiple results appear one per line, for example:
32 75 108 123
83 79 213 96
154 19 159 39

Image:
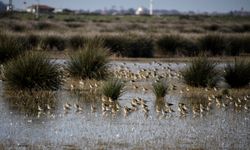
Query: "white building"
135 7 145 15
26 5 54 13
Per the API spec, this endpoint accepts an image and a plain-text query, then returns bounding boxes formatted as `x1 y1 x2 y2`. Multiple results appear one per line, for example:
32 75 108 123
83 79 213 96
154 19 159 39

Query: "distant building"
26 5 54 13
0 1 6 13
135 7 145 15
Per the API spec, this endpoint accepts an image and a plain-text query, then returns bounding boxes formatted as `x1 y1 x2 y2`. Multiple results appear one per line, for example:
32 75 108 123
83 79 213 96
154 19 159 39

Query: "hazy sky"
2 0 250 12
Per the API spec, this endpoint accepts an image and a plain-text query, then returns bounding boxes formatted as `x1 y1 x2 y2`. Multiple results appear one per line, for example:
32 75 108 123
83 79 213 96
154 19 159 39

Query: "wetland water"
0 61 249 149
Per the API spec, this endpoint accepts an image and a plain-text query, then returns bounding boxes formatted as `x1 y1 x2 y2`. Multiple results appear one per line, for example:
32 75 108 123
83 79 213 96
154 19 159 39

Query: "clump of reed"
9 23 27 32
66 38 110 79
6 90 56 116
15 34 40 50
156 35 183 55
0 33 27 63
4 52 63 90
102 79 125 101
40 35 66 51
121 35 154 58
156 35 197 56
152 80 168 99
182 57 219 87
68 35 87 49
33 21 52 30
224 59 250 88
198 34 227 55
103 35 154 58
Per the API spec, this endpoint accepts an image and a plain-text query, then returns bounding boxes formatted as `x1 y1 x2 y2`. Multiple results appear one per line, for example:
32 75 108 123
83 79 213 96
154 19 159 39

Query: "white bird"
46 104 51 110
64 103 71 110
38 105 43 111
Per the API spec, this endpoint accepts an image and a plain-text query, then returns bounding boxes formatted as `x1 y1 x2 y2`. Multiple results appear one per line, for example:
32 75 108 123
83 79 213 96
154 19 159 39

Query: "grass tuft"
4 52 63 90
182 57 219 87
103 35 154 58
198 34 227 55
0 33 26 63
152 80 168 99
156 35 197 56
67 38 110 79
68 35 87 49
102 79 125 101
224 59 250 88
40 35 66 51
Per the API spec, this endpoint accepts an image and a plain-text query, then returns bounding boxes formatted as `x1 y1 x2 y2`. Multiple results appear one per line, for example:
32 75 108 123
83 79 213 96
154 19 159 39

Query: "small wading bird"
63 103 71 111
91 105 96 113
46 104 51 110
155 106 161 114
38 105 43 111
199 104 205 115
74 103 82 112
192 106 199 117
178 103 188 116
123 106 133 116
164 103 174 113
131 98 138 110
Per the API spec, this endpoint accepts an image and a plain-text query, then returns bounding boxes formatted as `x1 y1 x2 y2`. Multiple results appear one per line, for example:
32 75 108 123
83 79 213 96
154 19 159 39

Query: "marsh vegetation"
0 12 250 149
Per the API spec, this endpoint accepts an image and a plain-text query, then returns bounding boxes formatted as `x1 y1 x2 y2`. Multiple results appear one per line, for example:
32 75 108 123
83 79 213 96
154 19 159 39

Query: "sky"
2 0 250 12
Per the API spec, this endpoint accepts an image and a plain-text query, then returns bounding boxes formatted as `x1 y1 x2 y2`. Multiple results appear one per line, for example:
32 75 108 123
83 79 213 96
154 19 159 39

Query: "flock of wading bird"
39 61 249 119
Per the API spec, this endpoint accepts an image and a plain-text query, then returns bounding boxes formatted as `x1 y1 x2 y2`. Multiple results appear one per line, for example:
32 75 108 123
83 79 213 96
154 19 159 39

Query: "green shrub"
10 23 27 32
4 52 62 90
198 34 227 55
241 36 250 53
230 24 250 33
68 35 87 49
67 38 109 79
203 24 220 31
33 22 52 30
176 39 198 56
182 57 219 87
152 80 168 99
156 35 181 55
0 33 26 63
15 34 40 50
26 34 40 49
102 79 125 100
103 35 125 54
156 35 197 56
226 37 242 56
66 23 83 28
224 59 250 88
103 35 154 58
40 35 66 51
121 36 154 58
225 36 250 55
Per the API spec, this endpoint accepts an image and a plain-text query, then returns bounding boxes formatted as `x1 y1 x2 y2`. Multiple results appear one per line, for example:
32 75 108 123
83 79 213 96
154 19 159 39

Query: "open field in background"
1 12 250 58
0 12 250 149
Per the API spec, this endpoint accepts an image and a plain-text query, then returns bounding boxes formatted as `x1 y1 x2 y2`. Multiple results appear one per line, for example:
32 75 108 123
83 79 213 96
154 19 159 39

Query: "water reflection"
4 90 57 117
181 90 250 118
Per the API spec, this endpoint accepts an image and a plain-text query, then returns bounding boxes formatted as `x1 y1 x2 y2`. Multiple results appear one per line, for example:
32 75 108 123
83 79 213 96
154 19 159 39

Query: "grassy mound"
152 80 168 99
182 57 219 87
0 33 26 63
67 38 110 79
102 79 125 101
224 59 250 88
4 52 62 90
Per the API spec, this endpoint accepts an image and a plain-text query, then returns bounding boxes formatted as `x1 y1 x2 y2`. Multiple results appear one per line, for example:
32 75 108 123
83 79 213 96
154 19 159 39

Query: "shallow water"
0 61 249 149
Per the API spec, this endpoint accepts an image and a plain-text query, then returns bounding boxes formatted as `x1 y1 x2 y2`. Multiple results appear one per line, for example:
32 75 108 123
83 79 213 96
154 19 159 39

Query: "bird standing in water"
178 103 188 116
